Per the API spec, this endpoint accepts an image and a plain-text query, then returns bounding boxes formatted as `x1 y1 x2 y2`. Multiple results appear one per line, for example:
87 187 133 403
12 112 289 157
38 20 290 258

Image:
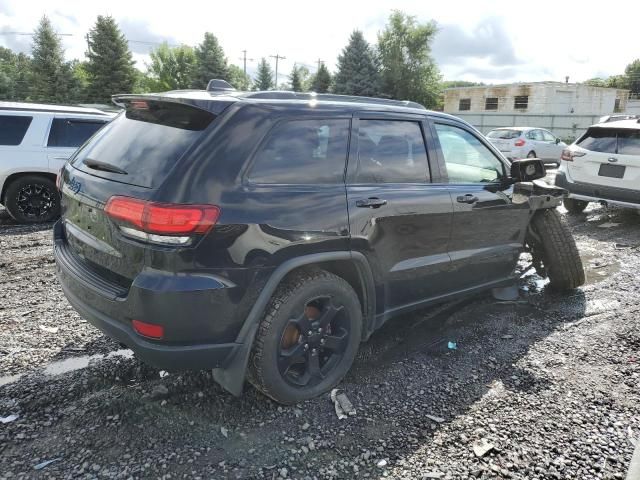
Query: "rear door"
346 113 454 313
568 127 640 190
430 119 530 290
47 116 108 172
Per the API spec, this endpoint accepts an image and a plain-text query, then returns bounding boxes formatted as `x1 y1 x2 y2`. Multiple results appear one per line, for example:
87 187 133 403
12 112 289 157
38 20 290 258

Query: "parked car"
54 85 584 404
486 127 566 166
0 102 112 223
555 118 640 213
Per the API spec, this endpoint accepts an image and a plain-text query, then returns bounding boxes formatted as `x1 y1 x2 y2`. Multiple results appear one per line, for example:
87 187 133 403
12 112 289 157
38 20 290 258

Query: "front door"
346 115 454 315
431 120 531 291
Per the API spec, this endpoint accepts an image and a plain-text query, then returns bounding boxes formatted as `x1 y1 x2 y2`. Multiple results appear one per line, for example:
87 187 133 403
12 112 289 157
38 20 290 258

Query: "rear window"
0 115 32 145
487 129 521 140
72 101 215 188
48 119 106 148
577 128 640 155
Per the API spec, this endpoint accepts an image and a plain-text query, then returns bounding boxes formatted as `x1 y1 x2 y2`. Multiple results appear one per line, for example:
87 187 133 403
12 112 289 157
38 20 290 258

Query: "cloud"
0 26 31 54
433 17 520 67
117 18 181 54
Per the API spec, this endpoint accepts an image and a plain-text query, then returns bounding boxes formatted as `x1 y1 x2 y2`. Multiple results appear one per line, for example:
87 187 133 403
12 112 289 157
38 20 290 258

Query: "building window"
514 95 529 109
614 99 621 113
458 98 471 111
485 97 498 110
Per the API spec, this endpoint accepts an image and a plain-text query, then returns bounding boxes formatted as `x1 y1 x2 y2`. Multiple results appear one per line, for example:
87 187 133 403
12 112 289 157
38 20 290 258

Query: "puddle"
43 349 133 376
0 349 133 387
581 252 621 285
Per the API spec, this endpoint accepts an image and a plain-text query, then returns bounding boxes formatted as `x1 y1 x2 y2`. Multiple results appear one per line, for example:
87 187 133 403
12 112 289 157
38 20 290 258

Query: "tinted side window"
618 130 640 155
248 119 349 184
48 119 106 148
435 123 505 184
0 115 33 145
355 120 429 183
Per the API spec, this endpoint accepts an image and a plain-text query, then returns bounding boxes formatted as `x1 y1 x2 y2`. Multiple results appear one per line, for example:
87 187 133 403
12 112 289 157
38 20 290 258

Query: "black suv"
54 85 584 404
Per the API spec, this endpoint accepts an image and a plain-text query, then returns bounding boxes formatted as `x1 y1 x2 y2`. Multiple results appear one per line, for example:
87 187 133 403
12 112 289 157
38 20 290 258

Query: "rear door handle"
356 197 387 209
456 194 479 204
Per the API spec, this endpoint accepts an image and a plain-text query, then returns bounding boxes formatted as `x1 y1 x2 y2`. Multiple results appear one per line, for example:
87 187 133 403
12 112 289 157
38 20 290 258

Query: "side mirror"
555 137 561 144
510 158 546 182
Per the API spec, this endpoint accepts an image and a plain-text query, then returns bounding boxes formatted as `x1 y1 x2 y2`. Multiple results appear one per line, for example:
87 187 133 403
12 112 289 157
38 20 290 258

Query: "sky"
1 0 638 86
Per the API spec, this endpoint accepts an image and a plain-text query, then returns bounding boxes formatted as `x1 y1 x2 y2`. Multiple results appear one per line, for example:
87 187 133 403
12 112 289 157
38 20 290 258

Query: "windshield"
72 101 215 188
487 129 521 139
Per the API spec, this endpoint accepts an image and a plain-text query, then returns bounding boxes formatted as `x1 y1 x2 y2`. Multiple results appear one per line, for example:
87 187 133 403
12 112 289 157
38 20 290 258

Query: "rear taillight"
105 196 220 245
132 319 164 339
561 149 586 162
514 138 526 147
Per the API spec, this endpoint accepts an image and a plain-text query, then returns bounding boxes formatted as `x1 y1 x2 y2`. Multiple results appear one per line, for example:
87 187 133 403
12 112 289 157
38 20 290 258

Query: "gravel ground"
0 204 639 479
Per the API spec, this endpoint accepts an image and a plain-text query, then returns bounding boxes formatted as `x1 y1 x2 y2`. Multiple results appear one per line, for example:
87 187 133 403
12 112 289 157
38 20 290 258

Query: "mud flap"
211 324 258 396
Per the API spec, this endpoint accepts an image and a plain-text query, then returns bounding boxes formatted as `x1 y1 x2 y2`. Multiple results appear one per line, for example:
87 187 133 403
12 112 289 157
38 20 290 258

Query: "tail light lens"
105 196 220 245
561 149 586 162
514 139 526 147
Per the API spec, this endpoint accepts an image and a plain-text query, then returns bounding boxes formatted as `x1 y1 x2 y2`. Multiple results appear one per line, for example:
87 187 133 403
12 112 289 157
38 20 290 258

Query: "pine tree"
191 32 228 89
289 65 302 92
30 15 70 103
334 30 380 97
85 15 137 103
254 58 273 90
311 63 332 93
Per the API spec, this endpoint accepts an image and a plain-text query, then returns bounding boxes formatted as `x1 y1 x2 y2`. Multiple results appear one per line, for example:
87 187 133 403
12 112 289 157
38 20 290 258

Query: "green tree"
30 15 71 103
0 47 32 101
191 32 228 89
289 64 303 91
254 58 273 90
227 64 250 90
624 59 640 94
334 30 380 96
85 15 136 103
147 43 196 91
310 62 332 93
606 74 629 89
584 77 608 88
377 10 441 108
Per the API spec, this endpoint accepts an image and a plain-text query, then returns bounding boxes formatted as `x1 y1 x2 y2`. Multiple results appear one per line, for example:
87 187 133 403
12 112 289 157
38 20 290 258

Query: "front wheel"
4 175 60 223
528 209 585 291
248 269 362 404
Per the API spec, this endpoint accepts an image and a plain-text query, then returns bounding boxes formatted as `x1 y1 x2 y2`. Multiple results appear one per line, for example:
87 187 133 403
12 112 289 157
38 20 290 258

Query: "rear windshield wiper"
83 159 128 175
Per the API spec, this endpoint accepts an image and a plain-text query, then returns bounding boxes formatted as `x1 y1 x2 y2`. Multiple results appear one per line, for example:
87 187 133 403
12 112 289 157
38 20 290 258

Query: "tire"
530 209 585 291
527 151 536 158
563 198 588 214
4 175 60 223
248 269 362 404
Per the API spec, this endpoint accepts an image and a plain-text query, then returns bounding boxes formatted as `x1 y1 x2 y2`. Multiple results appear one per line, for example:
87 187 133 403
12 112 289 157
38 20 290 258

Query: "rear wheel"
563 198 588 214
4 175 60 224
248 269 362 404
527 209 585 291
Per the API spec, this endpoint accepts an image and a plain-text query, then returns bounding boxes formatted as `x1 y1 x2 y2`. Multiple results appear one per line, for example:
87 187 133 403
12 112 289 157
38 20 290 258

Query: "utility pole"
86 33 91 55
239 50 254 76
270 54 286 90
316 58 323 72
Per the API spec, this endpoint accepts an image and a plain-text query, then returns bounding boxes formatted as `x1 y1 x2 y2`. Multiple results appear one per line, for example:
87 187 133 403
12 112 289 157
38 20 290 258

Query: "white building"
443 82 630 140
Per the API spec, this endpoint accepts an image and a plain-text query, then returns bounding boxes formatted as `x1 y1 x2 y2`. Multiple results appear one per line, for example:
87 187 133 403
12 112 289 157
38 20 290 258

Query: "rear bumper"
53 220 242 371
555 171 640 208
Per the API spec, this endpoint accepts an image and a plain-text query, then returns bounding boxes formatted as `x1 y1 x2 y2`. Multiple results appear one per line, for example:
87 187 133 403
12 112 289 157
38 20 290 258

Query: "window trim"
429 118 509 185
514 95 529 110
347 114 433 186
243 116 352 186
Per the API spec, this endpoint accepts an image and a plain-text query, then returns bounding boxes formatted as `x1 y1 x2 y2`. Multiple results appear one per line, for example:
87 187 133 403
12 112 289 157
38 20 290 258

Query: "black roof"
112 89 458 121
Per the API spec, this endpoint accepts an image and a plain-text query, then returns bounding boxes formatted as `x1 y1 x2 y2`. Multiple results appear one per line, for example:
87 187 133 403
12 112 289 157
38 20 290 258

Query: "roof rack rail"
240 91 426 110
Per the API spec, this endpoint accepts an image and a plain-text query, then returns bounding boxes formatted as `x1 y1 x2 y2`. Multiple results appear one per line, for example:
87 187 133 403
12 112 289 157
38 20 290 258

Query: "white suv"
555 118 640 213
0 102 112 223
